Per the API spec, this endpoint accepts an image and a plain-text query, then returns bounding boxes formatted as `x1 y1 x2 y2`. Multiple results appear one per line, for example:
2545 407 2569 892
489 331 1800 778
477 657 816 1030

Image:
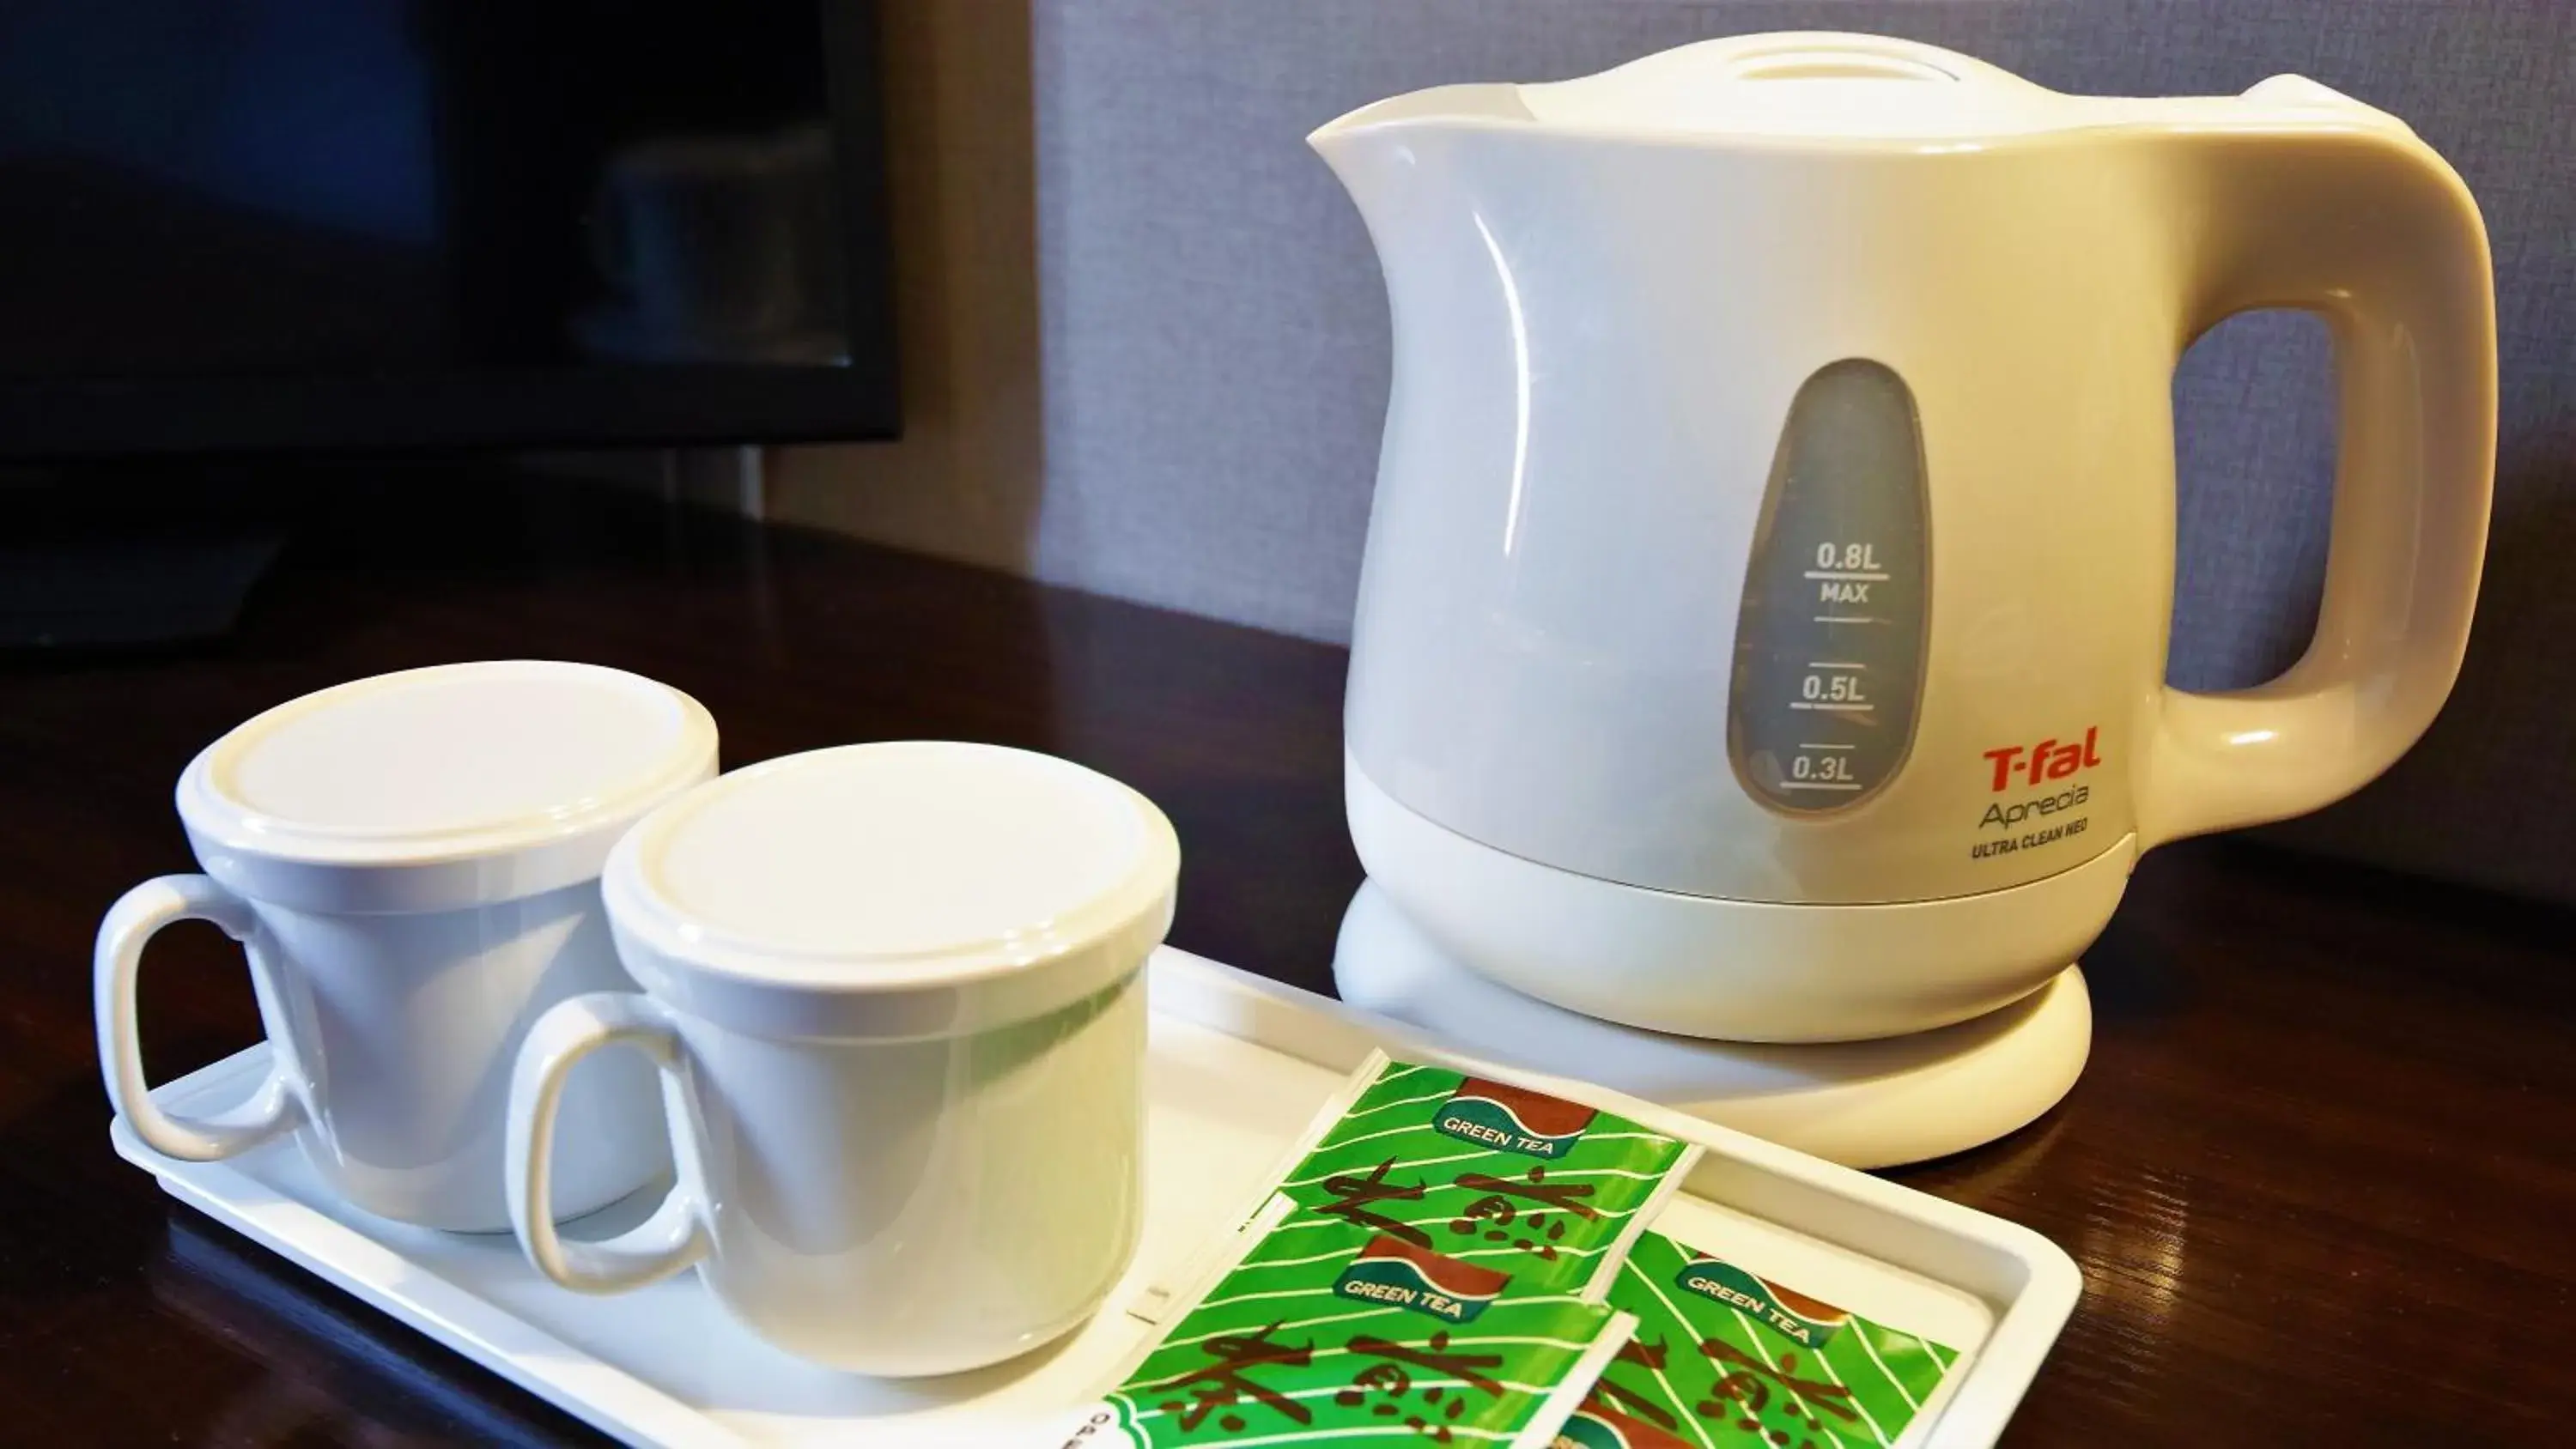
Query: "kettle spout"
1310 82 1529 232
1308 82 1530 168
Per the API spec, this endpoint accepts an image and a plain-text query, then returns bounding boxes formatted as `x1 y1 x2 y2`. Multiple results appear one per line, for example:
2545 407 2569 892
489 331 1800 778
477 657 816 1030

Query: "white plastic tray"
112 948 2080 1448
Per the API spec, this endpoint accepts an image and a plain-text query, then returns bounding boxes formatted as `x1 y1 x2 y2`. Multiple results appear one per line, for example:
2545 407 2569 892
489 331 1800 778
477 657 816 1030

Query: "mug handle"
2138 79 2496 846
96 876 307 1161
507 991 711 1294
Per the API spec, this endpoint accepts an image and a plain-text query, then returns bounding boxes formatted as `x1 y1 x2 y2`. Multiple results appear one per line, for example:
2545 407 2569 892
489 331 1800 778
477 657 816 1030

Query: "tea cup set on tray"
94 658 2075 1449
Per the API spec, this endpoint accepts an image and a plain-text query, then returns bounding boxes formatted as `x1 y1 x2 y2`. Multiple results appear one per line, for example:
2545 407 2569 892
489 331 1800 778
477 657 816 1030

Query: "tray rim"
113 946 2081 1448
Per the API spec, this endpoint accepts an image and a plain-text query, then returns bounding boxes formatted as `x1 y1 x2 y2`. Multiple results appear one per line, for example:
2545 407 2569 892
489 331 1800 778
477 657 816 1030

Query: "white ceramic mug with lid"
96 661 718 1230
505 741 1178 1376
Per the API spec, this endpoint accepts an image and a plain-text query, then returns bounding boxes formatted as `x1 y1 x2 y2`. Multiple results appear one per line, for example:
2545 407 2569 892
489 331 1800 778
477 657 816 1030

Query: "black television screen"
0 0 895 457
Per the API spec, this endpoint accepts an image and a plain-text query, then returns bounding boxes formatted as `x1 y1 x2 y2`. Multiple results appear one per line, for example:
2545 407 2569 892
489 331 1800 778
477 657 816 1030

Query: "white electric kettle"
1315 33 2494 1044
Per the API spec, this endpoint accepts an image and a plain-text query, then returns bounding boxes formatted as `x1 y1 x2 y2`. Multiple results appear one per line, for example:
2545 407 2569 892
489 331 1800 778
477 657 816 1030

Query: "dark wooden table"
2 475 2568 1446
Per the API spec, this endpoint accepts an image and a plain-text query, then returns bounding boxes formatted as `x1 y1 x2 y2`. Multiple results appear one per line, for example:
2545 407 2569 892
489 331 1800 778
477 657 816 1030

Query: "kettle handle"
2136 82 2496 848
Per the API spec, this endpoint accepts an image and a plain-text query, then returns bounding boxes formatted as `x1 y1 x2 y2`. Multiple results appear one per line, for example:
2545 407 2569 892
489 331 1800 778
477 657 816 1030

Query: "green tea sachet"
1257 1052 1704 1299
1065 1197 1637 1448
1562 1228 1963 1449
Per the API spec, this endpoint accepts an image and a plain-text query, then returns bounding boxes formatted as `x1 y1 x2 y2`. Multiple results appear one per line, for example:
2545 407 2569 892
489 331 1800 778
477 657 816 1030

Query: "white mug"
506 741 1178 1376
97 662 718 1231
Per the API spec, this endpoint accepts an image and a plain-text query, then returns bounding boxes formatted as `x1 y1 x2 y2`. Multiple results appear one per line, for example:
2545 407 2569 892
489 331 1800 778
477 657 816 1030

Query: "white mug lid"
179 661 718 913
603 742 1180 1039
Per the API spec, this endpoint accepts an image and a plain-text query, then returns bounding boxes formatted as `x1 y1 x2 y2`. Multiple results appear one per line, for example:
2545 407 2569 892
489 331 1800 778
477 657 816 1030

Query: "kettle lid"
1515 33 2080 140
1509 32 2403 143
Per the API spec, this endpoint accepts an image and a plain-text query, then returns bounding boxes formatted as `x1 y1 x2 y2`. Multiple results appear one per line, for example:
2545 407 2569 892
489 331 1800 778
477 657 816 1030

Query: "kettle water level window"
1728 359 1930 812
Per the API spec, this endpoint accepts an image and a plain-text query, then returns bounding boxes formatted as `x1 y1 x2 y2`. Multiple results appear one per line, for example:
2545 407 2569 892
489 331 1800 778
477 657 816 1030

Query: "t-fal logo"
1984 727 2104 791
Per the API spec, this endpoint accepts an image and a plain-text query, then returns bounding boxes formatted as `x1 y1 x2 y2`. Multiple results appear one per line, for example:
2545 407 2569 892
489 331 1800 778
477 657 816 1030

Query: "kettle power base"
1333 880 2091 1169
